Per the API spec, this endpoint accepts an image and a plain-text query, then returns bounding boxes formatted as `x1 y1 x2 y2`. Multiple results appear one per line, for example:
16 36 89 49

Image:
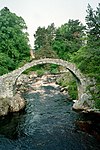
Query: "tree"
0 52 15 75
0 7 30 75
34 26 47 50
84 3 100 76
85 3 100 47
46 23 56 45
34 23 56 50
71 4 100 108
72 4 100 76
52 19 85 60
35 42 58 59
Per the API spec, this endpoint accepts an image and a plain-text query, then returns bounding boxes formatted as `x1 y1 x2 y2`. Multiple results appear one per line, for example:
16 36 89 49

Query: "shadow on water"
0 85 100 150
0 110 26 139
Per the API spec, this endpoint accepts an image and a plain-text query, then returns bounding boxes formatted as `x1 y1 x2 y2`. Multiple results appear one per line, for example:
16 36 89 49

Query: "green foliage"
36 69 45 76
95 99 100 109
34 42 58 72
35 42 58 59
68 80 78 100
0 52 15 75
71 4 100 79
57 72 78 99
70 3 100 108
34 23 56 50
86 4 100 46
52 19 85 60
34 26 47 50
71 47 100 109
0 7 30 75
34 24 57 59
50 64 59 74
71 46 100 75
23 64 43 74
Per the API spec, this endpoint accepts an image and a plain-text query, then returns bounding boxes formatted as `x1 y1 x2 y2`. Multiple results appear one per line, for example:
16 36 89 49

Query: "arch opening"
14 59 82 100
0 58 84 99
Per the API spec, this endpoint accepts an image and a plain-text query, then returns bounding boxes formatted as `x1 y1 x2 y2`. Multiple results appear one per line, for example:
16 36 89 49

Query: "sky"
0 0 99 48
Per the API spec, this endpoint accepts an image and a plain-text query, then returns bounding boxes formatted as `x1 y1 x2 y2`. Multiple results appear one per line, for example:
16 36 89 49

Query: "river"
0 75 100 150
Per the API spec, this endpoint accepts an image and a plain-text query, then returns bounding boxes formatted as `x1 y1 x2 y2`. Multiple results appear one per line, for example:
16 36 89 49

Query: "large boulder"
0 94 26 116
72 92 98 113
9 94 26 112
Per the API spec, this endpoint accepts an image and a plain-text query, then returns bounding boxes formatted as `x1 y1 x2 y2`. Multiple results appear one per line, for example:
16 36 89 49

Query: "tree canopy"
72 3 100 77
53 19 85 59
0 7 30 75
34 20 85 60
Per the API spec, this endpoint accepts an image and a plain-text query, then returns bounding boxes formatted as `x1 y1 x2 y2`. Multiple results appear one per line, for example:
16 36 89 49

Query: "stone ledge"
72 100 100 114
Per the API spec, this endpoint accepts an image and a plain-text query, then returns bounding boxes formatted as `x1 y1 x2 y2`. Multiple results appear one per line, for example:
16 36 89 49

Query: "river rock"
72 93 95 112
9 94 26 112
0 94 26 116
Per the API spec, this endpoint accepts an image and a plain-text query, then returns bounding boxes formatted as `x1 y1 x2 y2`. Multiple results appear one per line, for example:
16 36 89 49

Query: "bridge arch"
15 58 83 82
0 58 87 100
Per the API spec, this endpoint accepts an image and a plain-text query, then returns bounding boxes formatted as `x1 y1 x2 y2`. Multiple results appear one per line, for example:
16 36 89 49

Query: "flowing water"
0 76 100 150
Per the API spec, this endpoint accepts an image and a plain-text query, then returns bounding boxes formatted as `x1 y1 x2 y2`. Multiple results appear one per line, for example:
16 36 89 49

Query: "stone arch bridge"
0 58 92 110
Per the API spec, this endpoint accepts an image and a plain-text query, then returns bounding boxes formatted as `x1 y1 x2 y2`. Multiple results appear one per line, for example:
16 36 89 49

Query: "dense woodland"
0 4 100 108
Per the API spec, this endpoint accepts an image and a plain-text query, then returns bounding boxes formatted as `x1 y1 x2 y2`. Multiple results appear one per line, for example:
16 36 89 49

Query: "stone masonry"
0 58 94 111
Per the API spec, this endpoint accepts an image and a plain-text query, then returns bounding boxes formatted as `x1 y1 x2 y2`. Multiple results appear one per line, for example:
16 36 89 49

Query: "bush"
68 80 78 100
36 69 45 76
95 99 100 109
56 72 78 99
